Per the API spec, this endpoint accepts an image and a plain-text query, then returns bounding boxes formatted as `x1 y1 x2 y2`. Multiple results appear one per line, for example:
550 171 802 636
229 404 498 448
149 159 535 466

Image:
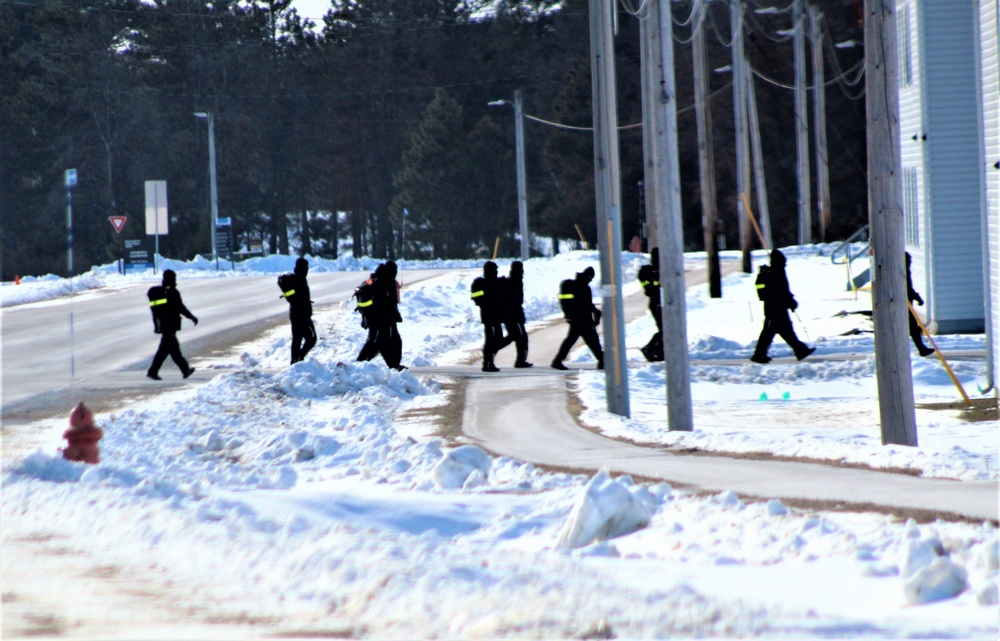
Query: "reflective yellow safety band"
558 293 574 300
470 290 485 299
755 284 766 292
639 280 660 287
149 298 167 307
283 289 296 297
653 280 660 286
357 299 373 308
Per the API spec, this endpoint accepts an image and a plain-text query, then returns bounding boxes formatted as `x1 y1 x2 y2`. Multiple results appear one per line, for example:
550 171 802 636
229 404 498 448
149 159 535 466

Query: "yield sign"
109 215 127 234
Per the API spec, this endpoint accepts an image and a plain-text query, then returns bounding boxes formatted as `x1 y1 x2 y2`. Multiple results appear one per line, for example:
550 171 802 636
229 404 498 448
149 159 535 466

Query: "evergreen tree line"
0 0 867 280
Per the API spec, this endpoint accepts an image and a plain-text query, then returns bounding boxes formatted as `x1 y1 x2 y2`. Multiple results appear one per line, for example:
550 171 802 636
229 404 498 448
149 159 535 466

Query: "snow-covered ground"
3 246 997 638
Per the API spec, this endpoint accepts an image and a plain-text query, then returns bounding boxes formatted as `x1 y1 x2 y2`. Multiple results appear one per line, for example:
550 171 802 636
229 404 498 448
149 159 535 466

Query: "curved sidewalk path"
419 265 998 523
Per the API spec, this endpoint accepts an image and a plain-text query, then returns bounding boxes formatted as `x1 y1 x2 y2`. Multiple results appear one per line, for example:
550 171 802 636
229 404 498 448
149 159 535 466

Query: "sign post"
109 215 127 273
216 216 233 269
65 168 77 380
144 180 168 273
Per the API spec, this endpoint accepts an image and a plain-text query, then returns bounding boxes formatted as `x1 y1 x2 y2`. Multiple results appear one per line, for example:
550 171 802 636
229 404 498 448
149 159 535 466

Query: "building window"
903 166 920 246
898 4 913 88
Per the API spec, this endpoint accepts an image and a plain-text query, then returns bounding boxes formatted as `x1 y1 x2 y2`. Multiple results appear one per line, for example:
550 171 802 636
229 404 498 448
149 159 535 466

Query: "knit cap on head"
162 270 176 286
484 261 498 274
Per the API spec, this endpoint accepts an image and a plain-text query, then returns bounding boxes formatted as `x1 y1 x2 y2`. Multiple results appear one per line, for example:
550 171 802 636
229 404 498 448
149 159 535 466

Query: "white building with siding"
976 0 998 395
896 0 986 334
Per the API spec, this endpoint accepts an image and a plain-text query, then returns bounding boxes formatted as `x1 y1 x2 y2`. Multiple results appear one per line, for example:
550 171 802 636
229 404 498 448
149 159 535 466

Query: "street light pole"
488 94 529 260
194 111 219 265
513 91 529 261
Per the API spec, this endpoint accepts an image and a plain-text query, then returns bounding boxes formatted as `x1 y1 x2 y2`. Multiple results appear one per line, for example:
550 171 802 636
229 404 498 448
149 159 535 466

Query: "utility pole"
588 0 629 417
865 0 917 446
731 0 752 273
646 0 693 431
194 111 219 264
640 17 660 254
692 2 722 297
745 59 773 249
794 0 812 245
513 90 529 260
488 93 530 260
809 4 832 242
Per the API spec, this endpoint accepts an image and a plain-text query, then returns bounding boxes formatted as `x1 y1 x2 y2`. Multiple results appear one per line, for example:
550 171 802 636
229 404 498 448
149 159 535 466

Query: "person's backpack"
470 276 487 307
353 278 378 326
277 273 297 301
754 264 772 301
638 264 660 297
147 285 168 334
558 279 576 317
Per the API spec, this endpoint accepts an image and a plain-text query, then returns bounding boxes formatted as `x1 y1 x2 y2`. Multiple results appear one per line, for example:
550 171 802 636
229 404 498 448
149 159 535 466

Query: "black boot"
482 361 500 372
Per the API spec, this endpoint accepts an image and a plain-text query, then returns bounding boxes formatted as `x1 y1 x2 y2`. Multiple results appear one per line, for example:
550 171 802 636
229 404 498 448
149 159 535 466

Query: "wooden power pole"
865 0 918 446
745 59 774 249
809 4 832 242
589 0 630 417
731 0 752 273
692 2 722 298
794 0 812 245
645 0 693 432
641 17 660 253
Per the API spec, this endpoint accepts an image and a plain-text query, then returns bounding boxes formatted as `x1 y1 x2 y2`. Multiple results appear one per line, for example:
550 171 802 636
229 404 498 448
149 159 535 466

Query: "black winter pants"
482 320 505 366
357 322 402 369
753 312 809 359
554 322 603 365
290 317 317 364
149 332 190 376
501 319 529 364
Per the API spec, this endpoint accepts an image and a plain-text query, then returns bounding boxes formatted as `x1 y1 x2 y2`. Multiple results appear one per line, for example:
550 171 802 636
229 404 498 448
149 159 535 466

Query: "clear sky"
292 0 331 24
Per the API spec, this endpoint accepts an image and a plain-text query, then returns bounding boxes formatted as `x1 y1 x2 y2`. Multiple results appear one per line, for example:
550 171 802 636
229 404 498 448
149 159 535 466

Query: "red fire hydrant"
62 402 103 464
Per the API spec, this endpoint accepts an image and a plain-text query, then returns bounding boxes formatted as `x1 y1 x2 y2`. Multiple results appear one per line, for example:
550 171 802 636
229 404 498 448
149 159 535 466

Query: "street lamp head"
487 100 509 107
754 6 780 14
834 39 858 49
194 112 208 118
713 65 733 74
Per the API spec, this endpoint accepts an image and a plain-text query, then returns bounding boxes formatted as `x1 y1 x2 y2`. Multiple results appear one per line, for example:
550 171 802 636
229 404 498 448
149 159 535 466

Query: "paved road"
1 270 447 423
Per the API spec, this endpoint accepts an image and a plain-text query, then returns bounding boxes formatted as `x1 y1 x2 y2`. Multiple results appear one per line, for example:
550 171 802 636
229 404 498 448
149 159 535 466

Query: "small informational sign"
124 238 154 272
144 180 168 235
65 168 77 188
216 224 233 260
109 216 127 234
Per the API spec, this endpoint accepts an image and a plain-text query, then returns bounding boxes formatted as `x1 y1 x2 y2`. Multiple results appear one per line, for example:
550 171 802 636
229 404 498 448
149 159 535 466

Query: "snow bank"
556 469 654 549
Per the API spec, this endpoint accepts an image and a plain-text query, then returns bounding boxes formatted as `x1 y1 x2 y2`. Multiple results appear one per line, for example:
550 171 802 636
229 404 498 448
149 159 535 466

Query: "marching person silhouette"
750 249 815 364
146 269 198 380
471 261 506 372
551 266 603 370
496 260 532 368
286 257 317 364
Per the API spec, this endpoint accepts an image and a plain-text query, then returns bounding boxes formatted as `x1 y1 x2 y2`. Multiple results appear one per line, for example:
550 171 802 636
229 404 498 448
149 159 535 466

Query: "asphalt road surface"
1 269 447 424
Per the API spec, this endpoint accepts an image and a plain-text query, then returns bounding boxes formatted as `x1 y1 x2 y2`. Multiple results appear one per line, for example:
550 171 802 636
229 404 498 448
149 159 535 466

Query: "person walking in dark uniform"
551 266 604 370
147 269 198 380
471 261 506 372
750 249 815 364
638 248 663 362
906 252 935 357
501 261 532 368
285 257 317 365
356 262 406 370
